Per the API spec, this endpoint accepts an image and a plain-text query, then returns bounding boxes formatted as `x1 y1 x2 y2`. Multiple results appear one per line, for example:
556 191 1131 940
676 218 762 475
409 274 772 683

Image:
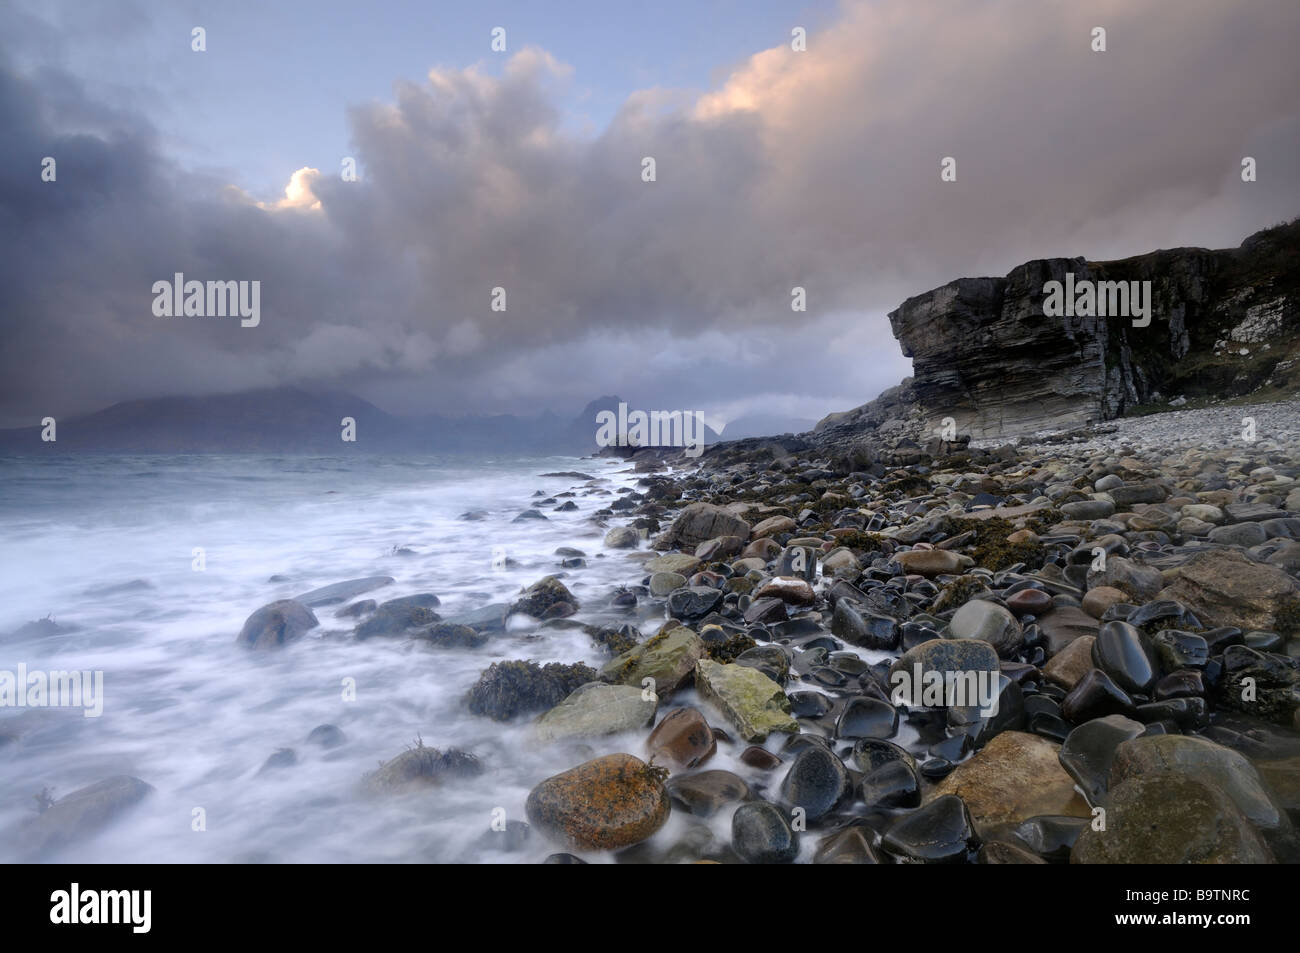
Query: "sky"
2 0 1299 428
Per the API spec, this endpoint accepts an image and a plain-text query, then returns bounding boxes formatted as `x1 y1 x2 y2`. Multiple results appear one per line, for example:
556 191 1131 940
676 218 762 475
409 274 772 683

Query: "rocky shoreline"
18 400 1300 863
507 399 1300 862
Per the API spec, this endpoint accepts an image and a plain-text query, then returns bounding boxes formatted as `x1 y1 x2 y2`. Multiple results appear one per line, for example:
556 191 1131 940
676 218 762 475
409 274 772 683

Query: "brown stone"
1080 585 1126 620
1043 635 1096 690
929 731 1090 834
525 753 670 852
1005 588 1053 616
646 707 716 770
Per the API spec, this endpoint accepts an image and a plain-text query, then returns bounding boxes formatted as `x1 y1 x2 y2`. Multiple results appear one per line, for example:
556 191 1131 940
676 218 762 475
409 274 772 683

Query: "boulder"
236 599 319 649
694 659 799 742
525 753 670 851
535 682 658 741
930 731 1090 833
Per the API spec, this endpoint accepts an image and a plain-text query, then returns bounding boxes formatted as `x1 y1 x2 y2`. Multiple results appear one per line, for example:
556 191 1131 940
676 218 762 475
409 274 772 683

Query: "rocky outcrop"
818 220 1300 441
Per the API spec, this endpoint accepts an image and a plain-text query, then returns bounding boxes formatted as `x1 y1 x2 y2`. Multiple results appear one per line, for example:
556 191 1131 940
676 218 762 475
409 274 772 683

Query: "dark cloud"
2 0 1298 427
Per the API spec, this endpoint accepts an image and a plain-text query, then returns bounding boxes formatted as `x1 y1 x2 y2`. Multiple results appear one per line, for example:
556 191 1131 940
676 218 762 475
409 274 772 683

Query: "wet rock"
1008 815 1090 861
444 603 509 632
413 622 489 649
896 550 970 578
293 576 395 607
236 599 319 649
1006 588 1053 616
1209 522 1268 546
658 503 751 550
1109 484 1166 506
1058 714 1145 804
1043 635 1096 690
510 576 580 619
18 776 154 857
1111 733 1286 831
734 644 790 683
1071 773 1274 864
668 586 724 620
1037 605 1100 654
604 526 640 549
646 707 716 770
889 638 1000 693
1080 586 1127 620
649 572 686 596
1060 500 1115 520
780 746 850 820
536 682 658 741
835 696 899 740
1093 621 1156 694
814 826 880 863
601 626 704 694
731 801 799 863
976 840 1049 864
525 753 670 851
1086 556 1165 604
362 744 482 795
743 596 789 625
258 748 297 774
752 515 797 539
947 600 1023 658
466 660 598 721
753 577 816 606
335 599 376 619
860 759 922 809
882 794 979 863
645 553 702 575
1155 548 1299 633
355 597 441 639
740 745 783 770
306 724 346 748
667 769 750 817
831 599 899 650
930 731 1089 833
695 659 799 742
1061 668 1135 723
1216 645 1300 726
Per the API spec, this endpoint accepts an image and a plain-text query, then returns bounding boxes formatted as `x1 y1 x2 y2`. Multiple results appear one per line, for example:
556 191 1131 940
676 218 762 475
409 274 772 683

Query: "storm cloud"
2 0 1299 427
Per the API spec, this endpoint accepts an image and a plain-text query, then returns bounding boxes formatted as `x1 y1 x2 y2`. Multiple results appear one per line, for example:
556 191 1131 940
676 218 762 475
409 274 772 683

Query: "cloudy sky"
2 0 1298 429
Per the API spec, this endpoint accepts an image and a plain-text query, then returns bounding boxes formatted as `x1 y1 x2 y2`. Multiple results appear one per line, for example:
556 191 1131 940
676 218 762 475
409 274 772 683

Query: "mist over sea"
0 452 745 862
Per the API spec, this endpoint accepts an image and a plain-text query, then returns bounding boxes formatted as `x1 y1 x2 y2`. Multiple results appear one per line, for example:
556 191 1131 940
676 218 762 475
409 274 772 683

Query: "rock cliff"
822 219 1300 441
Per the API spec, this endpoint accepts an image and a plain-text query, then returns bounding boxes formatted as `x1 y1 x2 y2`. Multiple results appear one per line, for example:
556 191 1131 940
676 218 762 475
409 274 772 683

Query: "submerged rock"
509 576 580 619
19 776 154 857
731 801 799 863
236 599 319 649
362 744 482 795
465 660 598 721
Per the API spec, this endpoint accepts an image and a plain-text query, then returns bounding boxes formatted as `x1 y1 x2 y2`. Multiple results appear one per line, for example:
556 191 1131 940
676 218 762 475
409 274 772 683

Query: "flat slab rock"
694 659 798 742
293 575 395 607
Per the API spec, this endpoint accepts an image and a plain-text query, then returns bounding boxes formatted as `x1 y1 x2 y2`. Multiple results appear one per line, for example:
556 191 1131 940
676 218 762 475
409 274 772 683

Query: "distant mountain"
722 414 817 440
0 387 620 454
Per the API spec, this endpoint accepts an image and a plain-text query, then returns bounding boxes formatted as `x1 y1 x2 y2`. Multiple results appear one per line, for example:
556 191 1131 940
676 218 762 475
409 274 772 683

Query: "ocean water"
0 453 664 862
0 453 907 863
